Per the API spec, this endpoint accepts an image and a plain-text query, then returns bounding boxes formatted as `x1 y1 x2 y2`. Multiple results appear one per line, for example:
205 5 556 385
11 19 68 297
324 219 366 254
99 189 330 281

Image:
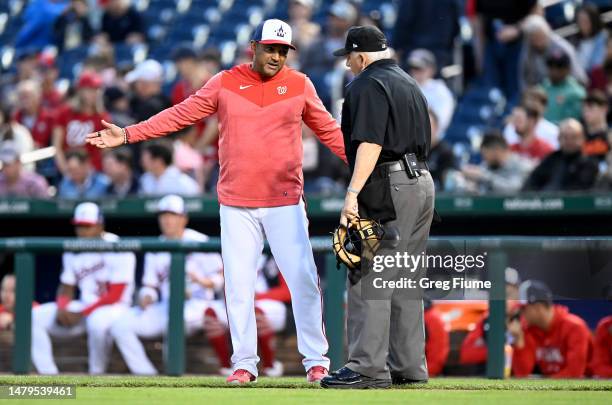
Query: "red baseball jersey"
590 316 612 378
13 108 56 148
512 305 593 378
126 63 346 207
510 137 554 161
459 315 488 365
424 307 450 376
55 106 110 170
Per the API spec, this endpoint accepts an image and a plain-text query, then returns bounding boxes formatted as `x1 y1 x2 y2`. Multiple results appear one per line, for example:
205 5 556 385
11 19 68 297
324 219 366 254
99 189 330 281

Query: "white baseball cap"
251 19 296 50
0 141 19 164
125 59 164 83
157 194 186 215
72 202 103 226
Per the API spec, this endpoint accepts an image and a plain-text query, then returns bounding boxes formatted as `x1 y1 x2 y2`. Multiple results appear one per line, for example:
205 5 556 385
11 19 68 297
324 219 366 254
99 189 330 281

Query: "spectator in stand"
587 35 612 91
37 52 64 110
0 142 49 198
300 1 358 106
288 0 321 50
459 267 521 370
173 126 209 191
0 50 39 107
102 147 138 197
574 4 608 75
504 86 559 149
139 141 200 196
408 49 455 138
523 119 599 191
0 104 34 163
542 50 586 124
450 131 533 194
582 90 610 160
14 0 68 50
172 48 210 106
520 15 587 89
427 109 457 190
126 60 171 124
0 274 16 330
103 86 135 129
510 280 592 378
508 101 554 162
53 71 110 173
595 142 612 189
13 80 56 149
472 0 538 104
99 0 145 44
392 0 461 70
423 299 450 377
53 0 94 52
58 149 109 199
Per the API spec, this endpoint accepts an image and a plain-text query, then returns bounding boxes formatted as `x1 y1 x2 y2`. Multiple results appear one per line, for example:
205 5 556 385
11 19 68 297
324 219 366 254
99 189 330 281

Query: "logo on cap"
276 26 285 38
352 43 358 48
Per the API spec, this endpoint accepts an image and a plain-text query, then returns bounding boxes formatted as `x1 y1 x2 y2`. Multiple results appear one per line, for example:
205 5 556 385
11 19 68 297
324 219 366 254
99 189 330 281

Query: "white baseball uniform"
221 199 330 376
31 232 136 375
111 228 225 375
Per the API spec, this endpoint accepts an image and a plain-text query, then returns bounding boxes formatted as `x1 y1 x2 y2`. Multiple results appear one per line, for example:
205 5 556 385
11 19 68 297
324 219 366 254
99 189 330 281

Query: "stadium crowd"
0 0 612 199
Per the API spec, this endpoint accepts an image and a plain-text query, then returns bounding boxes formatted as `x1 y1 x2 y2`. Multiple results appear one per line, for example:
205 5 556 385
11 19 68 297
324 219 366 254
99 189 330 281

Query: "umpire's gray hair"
362 49 392 62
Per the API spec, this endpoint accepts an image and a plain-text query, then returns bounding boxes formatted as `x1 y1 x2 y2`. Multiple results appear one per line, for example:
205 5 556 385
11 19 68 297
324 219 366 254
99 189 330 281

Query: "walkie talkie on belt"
402 153 421 179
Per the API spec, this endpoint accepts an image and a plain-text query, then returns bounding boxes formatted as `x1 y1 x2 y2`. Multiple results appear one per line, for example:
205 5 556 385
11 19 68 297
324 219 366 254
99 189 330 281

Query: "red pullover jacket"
512 305 593 378
126 64 346 207
424 307 450 376
590 316 612 378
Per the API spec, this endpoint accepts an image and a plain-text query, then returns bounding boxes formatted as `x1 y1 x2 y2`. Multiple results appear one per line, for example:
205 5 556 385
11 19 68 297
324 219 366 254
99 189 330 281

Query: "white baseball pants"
220 200 330 376
110 299 227 375
31 301 127 375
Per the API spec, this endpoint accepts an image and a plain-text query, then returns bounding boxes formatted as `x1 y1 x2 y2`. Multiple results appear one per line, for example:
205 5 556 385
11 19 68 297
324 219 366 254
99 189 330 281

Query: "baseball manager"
86 19 346 384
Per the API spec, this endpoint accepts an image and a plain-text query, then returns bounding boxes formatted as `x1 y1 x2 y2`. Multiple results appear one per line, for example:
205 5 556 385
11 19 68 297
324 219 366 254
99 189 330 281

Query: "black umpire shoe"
391 374 428 386
320 367 391 389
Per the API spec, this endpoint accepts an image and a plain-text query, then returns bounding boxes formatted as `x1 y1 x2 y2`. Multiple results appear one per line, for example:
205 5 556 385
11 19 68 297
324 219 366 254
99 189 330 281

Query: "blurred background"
0 0 611 378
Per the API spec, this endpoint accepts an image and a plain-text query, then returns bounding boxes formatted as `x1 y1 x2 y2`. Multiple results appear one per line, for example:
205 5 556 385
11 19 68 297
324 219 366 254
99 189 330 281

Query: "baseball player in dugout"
30 202 136 375
110 195 230 376
86 19 347 384
321 26 435 389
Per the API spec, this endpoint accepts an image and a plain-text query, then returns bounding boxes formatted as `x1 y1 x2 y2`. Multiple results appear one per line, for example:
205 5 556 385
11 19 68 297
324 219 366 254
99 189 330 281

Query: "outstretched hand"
85 120 125 149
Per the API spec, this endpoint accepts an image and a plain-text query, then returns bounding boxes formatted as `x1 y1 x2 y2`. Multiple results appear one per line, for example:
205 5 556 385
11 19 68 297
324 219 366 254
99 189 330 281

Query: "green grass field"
0 376 610 404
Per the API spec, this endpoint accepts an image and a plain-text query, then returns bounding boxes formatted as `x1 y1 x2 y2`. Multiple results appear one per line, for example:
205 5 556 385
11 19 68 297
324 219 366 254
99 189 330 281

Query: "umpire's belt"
372 158 428 178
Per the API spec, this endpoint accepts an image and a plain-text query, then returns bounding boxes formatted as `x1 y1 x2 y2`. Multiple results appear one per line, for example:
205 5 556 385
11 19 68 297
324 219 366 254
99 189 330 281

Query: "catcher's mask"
332 218 399 270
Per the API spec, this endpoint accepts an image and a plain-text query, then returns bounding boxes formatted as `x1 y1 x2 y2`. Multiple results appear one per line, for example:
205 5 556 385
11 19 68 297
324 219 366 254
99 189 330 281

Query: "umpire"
321 26 435 389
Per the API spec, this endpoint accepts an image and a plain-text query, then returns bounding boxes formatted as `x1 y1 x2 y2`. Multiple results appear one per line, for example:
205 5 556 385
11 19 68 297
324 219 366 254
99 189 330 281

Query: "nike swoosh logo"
239 85 253 90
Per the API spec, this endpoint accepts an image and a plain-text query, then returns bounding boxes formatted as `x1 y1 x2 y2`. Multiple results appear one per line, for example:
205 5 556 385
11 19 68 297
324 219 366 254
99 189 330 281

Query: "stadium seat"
56 45 90 80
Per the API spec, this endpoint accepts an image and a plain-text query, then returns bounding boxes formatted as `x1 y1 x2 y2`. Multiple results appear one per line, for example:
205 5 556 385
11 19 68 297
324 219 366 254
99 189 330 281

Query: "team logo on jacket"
277 86 287 95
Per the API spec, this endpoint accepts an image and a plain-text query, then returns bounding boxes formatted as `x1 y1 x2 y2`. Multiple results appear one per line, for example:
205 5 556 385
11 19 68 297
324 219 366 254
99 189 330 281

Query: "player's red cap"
77 71 103 89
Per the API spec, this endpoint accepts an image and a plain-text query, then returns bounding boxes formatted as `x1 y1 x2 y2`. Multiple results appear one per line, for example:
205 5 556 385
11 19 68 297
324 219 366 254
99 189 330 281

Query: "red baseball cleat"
226 369 257 384
307 366 328 383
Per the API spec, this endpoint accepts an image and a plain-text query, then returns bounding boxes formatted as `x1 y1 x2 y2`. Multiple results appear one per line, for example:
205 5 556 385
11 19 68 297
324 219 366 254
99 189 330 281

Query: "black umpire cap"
332 25 388 56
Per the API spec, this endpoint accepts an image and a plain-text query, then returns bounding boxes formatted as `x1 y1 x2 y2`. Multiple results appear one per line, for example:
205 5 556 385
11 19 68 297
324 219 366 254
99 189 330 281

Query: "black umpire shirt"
341 59 431 172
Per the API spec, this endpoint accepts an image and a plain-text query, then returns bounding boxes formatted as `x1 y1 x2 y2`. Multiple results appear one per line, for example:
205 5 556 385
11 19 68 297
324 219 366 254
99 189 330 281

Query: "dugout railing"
4 236 589 379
